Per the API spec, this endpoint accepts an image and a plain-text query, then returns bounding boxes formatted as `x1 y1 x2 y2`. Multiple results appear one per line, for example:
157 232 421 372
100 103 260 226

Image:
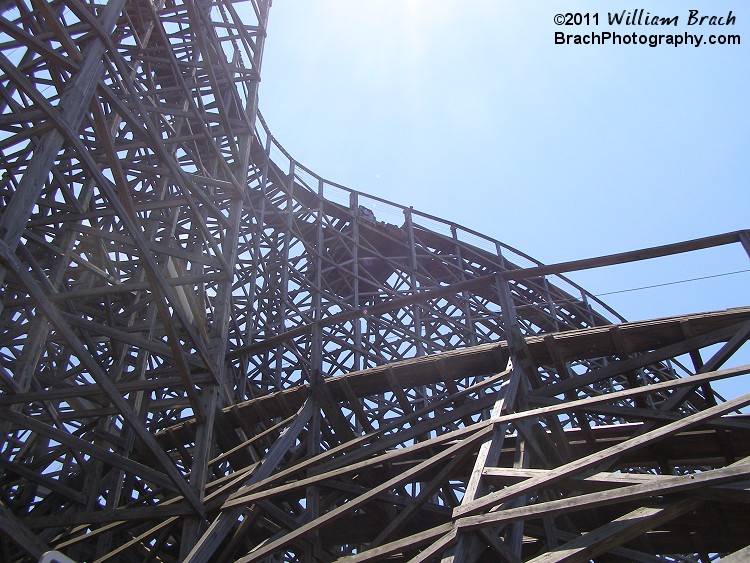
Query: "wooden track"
0 1 749 561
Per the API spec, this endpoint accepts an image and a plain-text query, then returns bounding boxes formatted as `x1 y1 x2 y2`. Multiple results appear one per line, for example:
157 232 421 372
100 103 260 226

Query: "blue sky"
253 1 749 393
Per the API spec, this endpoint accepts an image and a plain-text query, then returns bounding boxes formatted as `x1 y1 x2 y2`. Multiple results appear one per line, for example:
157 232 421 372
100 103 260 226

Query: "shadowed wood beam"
524 497 700 563
222 421 493 508
454 390 750 517
232 426 494 563
522 525 664 563
0 505 49 559
0 241 203 512
184 397 316 563
163 309 750 444
482 466 750 499
21 502 194 529
0 0 126 251
228 230 750 359
348 460 750 562
0 407 177 492
455 461 750 532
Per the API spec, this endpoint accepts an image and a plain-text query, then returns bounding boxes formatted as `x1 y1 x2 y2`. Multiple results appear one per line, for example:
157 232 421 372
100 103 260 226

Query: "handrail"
254 111 627 324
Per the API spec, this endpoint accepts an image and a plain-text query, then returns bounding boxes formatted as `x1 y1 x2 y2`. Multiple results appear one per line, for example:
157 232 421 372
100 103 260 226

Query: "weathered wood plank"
501 231 745 281
0 505 49 559
456 461 750 531
525 498 699 563
184 397 315 562
232 426 493 562
455 390 750 517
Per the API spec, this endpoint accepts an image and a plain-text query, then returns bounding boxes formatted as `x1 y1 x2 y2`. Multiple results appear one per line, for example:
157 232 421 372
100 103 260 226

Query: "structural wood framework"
0 0 749 561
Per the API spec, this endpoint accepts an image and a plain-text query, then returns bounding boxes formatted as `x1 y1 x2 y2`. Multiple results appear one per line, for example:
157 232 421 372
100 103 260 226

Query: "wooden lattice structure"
0 1 749 561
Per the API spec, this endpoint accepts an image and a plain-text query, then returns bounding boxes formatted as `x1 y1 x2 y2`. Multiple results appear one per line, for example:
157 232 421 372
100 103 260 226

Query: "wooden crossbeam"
525 498 700 563
165 308 750 442
455 391 750 518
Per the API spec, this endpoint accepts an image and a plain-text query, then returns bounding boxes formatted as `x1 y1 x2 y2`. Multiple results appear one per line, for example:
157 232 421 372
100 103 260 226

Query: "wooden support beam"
0 0 127 251
0 505 49 559
524 497 700 563
222 422 492 508
721 544 750 563
162 309 750 442
0 242 203 511
500 231 746 281
184 397 316 563
0 407 177 492
522 525 666 563
455 460 750 531
232 426 493 562
21 502 193 529
339 522 455 562
455 389 750 517
353 459 750 562
408 528 459 563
